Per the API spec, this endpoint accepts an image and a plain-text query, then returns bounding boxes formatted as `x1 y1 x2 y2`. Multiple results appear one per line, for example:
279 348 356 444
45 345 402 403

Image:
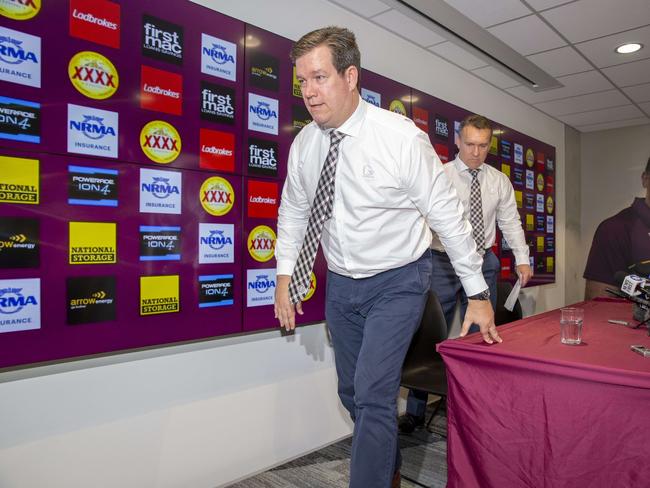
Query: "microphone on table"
607 271 650 332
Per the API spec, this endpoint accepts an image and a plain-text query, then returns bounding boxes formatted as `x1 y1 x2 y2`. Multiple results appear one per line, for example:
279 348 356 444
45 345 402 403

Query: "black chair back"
403 291 448 370
495 281 523 326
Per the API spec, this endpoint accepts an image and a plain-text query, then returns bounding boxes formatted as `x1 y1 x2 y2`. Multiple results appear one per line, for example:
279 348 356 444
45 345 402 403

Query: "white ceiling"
328 0 650 132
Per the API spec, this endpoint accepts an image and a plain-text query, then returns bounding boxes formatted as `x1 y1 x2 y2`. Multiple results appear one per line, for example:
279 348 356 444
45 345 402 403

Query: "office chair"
400 290 449 432
494 281 523 325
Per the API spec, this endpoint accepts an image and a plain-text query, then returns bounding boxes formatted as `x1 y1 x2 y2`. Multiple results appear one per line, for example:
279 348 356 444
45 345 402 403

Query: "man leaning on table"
273 26 498 488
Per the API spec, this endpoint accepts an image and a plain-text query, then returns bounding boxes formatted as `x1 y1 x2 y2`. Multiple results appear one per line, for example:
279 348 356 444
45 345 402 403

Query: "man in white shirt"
400 114 533 434
274 27 498 488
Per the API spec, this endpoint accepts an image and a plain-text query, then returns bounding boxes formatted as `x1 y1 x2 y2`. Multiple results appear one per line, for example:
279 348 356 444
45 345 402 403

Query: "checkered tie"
469 169 486 254
288 130 346 304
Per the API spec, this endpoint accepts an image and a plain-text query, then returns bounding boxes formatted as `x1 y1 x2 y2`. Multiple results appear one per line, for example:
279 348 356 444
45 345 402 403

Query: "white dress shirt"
276 99 488 296
430 156 529 265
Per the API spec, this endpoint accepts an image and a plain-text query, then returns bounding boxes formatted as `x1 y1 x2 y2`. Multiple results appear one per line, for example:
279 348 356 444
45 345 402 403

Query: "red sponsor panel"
140 65 183 115
412 106 429 134
536 151 545 172
546 175 554 194
200 128 235 172
247 180 279 219
500 257 511 279
434 143 449 163
69 0 121 49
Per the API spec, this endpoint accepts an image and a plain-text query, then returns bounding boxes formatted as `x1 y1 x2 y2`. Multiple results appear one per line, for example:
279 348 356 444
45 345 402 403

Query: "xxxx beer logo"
303 272 316 301
0 0 41 20
140 120 181 163
200 176 234 216
247 225 276 262
68 51 118 100
389 99 406 116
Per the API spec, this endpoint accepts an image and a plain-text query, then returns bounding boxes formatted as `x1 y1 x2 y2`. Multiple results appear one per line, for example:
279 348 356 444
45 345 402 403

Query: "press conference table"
438 299 650 488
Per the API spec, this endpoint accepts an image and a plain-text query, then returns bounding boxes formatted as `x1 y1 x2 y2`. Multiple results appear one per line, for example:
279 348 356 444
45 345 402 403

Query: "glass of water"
560 307 584 345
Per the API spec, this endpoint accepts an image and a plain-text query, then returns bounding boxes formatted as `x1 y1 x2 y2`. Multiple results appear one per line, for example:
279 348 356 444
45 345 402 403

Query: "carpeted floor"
229 403 448 488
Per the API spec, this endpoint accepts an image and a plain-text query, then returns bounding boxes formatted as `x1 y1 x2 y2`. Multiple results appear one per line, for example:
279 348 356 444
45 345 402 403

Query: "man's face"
456 125 491 169
295 44 358 129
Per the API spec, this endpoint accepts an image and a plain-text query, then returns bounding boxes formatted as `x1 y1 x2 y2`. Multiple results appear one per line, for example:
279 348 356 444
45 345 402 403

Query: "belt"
432 248 492 256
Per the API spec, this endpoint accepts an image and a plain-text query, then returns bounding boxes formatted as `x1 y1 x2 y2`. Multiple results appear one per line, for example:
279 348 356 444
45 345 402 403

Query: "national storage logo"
69 221 116 264
0 155 39 204
140 120 181 164
201 33 236 81
69 0 120 49
0 216 39 269
68 51 118 100
0 278 40 334
198 222 234 264
139 167 181 214
200 81 235 124
0 26 41 88
247 225 276 262
142 14 183 65
361 88 380 107
66 275 116 325
139 225 181 261
199 128 235 172
248 138 278 177
0 96 40 143
0 0 41 20
200 176 234 216
248 92 278 135
140 274 179 316
246 269 276 307
67 103 118 158
68 165 118 207
141 65 182 116
249 51 279 91
199 274 234 308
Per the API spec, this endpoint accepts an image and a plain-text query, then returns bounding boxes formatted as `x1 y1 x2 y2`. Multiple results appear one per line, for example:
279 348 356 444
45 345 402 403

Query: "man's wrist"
468 288 490 301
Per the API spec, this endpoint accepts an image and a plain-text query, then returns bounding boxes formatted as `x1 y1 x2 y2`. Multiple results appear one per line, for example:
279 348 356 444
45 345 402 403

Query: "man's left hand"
516 264 533 287
460 299 501 344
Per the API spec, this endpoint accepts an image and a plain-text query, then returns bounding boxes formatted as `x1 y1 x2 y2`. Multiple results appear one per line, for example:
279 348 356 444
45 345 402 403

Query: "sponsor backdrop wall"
0 0 555 369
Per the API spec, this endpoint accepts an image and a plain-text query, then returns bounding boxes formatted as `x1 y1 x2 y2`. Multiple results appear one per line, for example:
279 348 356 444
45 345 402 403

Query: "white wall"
0 1 569 487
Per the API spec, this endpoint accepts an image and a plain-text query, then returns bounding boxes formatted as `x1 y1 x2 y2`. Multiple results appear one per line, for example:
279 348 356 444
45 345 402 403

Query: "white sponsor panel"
139 168 182 214
67 103 118 158
0 26 41 88
201 33 236 81
361 88 381 107
0 278 40 334
199 223 234 264
248 92 279 135
246 269 276 307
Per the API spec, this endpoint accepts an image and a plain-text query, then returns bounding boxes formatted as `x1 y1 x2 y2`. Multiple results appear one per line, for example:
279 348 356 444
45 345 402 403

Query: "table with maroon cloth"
438 299 650 488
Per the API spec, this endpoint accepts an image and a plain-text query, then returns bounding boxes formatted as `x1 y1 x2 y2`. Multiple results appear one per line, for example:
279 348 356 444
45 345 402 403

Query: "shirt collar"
320 97 366 139
454 156 484 173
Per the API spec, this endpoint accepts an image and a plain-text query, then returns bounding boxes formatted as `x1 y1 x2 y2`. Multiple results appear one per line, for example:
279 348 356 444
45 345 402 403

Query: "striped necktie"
469 168 486 254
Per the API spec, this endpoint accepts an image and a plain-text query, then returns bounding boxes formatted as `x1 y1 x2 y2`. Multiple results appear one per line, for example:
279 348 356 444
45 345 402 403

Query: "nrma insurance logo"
67 103 118 158
139 167 181 214
0 278 40 334
0 26 41 88
246 269 276 308
201 33 236 82
199 223 234 264
248 93 278 135
361 88 381 107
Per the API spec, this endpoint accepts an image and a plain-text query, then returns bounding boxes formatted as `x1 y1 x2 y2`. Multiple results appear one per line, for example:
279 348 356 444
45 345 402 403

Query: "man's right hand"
275 274 303 331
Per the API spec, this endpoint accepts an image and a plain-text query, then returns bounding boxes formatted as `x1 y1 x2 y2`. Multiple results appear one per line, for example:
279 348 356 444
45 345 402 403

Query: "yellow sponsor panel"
0 0 40 20
292 66 302 98
248 225 276 262
536 173 545 192
546 195 554 214
68 51 119 100
140 275 180 316
489 136 498 155
526 148 535 168
514 190 522 208
69 221 116 264
501 163 510 178
537 236 544 253
200 176 234 216
303 272 317 301
547 256 554 273
389 100 406 116
140 120 182 164
526 214 534 231
0 155 39 204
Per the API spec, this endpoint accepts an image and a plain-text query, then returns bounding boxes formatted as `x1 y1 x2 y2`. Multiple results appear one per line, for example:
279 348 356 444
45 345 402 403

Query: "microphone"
610 270 650 328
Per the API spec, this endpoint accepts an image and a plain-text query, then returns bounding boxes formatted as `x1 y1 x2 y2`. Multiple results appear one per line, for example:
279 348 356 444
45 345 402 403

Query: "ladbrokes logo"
139 168 181 215
140 120 181 164
69 221 116 264
0 155 39 204
67 103 118 158
201 33 236 81
199 128 235 172
69 0 120 49
412 107 428 133
248 138 278 177
199 223 234 264
140 275 179 316
0 96 40 143
249 51 279 91
66 276 116 325
247 180 278 219
200 176 234 216
0 0 41 20
0 216 38 268
434 143 449 163
141 65 182 115
200 81 235 124
248 225 276 262
69 51 118 100
434 114 448 139
248 93 278 135
0 278 40 334
0 26 41 88
142 14 183 65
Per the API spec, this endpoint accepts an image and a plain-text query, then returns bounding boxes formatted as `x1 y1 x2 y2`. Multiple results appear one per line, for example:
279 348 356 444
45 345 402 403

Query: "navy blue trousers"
406 249 499 418
326 250 432 488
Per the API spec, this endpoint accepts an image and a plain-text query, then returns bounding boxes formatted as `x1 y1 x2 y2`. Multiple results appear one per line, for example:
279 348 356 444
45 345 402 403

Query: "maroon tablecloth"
438 300 650 488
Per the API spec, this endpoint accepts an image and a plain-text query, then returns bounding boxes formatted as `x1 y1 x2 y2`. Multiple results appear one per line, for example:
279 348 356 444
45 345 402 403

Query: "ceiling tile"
602 58 650 87
624 83 650 102
488 15 566 56
443 0 531 28
527 46 592 77
507 70 614 103
534 89 630 116
639 101 650 114
372 9 447 47
575 25 650 68
329 0 390 17
558 104 644 126
428 41 489 70
541 0 650 43
525 0 572 10
576 117 650 132
471 65 522 88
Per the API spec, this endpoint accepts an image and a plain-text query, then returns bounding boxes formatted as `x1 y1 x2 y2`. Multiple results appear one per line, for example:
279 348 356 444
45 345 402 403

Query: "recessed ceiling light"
615 43 642 54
